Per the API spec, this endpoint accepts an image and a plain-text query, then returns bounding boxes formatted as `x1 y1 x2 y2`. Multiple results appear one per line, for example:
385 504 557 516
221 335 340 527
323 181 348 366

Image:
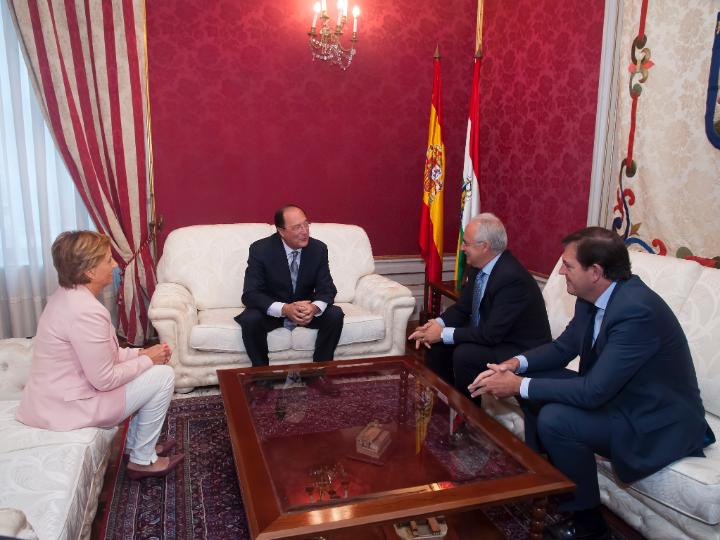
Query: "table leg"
529 497 548 540
430 287 442 318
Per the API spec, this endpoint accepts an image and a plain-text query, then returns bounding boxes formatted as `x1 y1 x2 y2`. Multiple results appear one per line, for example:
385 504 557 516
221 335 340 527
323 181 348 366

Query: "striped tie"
471 271 487 327
290 250 299 292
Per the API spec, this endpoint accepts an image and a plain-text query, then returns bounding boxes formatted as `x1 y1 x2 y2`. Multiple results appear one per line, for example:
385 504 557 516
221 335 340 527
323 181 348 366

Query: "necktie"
290 250 299 292
579 305 598 375
470 271 487 327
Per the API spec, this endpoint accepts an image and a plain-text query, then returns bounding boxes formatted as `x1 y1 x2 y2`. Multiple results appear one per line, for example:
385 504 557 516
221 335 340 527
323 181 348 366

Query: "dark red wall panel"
147 0 605 273
478 0 605 273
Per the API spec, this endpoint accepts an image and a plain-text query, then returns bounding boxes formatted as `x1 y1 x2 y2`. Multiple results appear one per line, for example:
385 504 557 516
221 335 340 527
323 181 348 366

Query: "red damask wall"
148 0 605 273
477 1 605 272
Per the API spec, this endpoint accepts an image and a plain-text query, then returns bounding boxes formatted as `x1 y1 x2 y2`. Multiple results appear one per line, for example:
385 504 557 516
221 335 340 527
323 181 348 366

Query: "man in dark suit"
409 213 551 396
234 205 344 367
469 227 715 540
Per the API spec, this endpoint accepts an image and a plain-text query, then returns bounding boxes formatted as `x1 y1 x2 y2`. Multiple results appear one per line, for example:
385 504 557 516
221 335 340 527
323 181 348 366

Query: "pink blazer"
16 286 152 431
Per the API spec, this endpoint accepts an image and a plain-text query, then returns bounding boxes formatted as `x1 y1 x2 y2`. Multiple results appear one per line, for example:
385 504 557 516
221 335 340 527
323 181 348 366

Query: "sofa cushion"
291 302 385 350
190 303 385 353
598 414 720 525
0 403 116 540
0 442 109 540
678 266 720 417
190 308 291 353
0 401 115 455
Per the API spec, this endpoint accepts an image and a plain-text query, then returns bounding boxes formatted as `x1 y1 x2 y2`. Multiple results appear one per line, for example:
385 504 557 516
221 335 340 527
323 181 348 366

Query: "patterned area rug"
99 394 629 539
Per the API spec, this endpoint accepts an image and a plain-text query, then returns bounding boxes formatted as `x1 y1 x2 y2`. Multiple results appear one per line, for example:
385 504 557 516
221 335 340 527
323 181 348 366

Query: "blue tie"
579 305 598 375
290 250 299 292
471 271 487 327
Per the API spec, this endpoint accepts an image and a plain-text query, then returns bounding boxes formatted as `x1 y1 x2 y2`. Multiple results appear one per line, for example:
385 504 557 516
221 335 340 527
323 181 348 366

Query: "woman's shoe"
124 438 177 458
126 453 185 480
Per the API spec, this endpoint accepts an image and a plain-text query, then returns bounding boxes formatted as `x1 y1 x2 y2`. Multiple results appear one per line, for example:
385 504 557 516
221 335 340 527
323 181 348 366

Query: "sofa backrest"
542 250 718 417
157 223 375 309
678 266 720 418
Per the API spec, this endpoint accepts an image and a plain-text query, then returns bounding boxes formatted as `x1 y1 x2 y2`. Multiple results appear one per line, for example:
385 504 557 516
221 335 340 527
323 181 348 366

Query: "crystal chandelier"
308 0 360 71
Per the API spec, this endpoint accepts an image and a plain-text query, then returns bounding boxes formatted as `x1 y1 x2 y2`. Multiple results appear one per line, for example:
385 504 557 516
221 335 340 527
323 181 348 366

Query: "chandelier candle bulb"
311 2 320 31
352 6 359 32
321 0 327 15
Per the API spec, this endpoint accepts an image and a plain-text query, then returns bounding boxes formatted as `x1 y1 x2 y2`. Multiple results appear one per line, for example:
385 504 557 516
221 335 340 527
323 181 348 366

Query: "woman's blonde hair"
52 231 111 288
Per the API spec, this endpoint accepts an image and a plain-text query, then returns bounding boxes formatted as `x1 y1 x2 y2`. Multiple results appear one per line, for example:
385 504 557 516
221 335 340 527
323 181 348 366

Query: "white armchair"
149 223 415 392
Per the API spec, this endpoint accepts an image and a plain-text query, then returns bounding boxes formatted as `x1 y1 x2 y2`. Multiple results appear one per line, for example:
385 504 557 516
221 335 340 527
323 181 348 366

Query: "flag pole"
475 0 484 58
419 45 445 321
454 1 485 289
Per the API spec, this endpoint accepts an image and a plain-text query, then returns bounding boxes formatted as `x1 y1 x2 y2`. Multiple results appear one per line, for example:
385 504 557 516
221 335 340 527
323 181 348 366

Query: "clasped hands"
141 342 172 365
282 300 319 326
467 357 523 399
408 320 443 349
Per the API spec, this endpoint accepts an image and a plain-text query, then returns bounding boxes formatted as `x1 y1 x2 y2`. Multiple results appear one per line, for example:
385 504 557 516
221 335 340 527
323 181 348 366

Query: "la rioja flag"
454 57 481 288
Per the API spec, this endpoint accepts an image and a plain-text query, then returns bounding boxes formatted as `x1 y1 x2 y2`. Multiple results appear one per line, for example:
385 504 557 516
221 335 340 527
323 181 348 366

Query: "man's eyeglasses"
461 238 486 247
283 221 311 232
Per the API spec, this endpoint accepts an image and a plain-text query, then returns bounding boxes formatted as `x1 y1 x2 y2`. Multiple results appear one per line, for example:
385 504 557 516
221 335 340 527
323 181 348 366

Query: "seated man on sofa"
409 212 551 397
469 226 716 540
235 204 344 367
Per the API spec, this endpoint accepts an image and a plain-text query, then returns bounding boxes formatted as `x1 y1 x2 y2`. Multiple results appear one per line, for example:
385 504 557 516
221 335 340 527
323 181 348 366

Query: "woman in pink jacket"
16 231 183 480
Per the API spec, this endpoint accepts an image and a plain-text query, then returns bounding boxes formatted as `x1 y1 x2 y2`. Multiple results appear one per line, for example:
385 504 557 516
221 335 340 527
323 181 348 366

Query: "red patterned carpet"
97 394 632 540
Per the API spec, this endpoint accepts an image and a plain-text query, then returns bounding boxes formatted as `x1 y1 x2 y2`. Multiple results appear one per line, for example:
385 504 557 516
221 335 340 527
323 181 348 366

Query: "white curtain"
0 1 113 338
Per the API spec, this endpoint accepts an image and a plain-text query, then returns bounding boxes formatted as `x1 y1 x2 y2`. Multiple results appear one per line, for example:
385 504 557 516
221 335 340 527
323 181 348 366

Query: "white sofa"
149 223 415 392
0 338 116 540
484 251 720 540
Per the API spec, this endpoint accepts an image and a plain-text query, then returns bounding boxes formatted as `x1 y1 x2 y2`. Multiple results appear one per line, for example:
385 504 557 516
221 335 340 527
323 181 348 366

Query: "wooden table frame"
218 356 573 540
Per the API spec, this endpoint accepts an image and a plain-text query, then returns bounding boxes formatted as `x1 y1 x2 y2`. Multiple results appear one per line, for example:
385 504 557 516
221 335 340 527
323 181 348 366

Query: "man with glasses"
235 205 344 368
409 213 551 397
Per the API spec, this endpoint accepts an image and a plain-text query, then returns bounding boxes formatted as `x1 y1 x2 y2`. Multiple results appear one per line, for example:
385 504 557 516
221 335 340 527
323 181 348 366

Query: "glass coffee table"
218 355 573 539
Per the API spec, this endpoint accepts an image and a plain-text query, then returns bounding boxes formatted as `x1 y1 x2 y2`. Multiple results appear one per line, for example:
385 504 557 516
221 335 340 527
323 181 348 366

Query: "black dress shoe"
544 518 610 540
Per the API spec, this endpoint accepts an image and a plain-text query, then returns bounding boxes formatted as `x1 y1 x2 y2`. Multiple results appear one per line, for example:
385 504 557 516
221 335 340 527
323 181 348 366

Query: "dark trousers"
425 342 502 399
519 368 612 512
236 305 344 367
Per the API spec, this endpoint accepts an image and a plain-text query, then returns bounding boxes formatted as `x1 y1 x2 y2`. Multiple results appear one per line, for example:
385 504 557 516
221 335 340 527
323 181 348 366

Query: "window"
0 1 99 338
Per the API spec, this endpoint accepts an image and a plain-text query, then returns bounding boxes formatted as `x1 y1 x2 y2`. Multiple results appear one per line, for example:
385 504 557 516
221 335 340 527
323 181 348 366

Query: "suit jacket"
439 250 551 357
525 275 714 483
16 286 152 431
241 233 337 312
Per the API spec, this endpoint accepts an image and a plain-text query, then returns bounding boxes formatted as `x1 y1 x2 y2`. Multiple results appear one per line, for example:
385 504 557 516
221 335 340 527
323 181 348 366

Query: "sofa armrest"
353 274 415 355
148 283 199 364
354 273 415 313
0 508 38 539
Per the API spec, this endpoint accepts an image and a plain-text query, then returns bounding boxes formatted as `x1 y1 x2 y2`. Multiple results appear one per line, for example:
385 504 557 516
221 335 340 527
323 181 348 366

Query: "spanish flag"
454 56 481 288
419 47 445 297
